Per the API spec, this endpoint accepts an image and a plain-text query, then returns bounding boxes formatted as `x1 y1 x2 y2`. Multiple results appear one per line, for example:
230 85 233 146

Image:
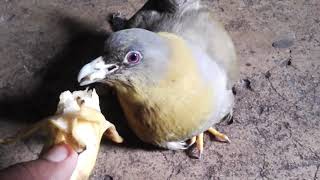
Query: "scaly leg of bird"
207 127 230 143
196 133 204 158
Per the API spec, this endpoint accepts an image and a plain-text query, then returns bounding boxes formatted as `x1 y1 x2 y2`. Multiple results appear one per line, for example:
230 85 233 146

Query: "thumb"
0 144 78 180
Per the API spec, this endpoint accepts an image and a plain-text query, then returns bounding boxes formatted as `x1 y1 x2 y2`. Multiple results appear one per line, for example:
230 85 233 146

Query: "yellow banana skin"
0 89 123 180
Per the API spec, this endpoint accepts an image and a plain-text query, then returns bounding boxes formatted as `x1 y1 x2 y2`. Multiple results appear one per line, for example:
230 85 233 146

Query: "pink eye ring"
124 51 142 64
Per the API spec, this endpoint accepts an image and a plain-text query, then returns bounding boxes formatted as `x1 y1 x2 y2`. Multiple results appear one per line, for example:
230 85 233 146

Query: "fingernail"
41 144 70 162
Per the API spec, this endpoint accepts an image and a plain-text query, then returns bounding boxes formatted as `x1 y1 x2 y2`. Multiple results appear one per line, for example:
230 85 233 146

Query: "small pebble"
265 71 271 79
242 79 253 91
257 106 264 115
272 39 294 48
249 50 256 54
287 59 292 66
280 59 292 67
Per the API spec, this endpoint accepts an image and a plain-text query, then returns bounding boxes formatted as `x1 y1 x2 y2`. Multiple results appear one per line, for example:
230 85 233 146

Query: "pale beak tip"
79 81 88 86
77 77 83 84
77 75 86 86
78 76 92 86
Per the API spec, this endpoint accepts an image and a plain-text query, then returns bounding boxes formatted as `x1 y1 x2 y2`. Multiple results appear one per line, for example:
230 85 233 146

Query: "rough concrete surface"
0 0 319 179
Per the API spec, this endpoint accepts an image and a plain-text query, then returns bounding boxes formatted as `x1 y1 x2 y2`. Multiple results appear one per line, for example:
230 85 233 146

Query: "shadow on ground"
0 14 150 149
0 17 106 121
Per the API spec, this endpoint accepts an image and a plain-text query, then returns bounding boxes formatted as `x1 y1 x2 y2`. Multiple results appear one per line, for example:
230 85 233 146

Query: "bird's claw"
187 128 230 159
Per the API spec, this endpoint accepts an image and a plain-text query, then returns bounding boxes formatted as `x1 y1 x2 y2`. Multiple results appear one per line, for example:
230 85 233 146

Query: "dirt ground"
0 0 319 179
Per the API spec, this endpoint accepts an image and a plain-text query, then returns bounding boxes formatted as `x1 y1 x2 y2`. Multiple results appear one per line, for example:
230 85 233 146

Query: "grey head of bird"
78 28 171 89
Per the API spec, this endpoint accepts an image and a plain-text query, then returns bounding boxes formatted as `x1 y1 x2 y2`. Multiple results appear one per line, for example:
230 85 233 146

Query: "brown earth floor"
0 0 319 179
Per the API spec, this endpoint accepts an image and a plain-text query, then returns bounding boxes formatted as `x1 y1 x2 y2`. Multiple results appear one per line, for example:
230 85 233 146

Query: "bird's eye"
124 51 142 64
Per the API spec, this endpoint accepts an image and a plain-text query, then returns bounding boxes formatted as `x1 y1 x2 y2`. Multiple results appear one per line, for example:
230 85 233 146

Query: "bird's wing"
172 9 239 88
126 1 239 87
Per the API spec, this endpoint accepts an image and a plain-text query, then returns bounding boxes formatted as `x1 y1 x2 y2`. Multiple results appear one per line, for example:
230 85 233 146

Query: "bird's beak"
78 56 119 86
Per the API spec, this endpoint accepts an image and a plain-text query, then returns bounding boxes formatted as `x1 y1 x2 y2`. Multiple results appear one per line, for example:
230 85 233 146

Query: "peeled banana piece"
0 89 123 180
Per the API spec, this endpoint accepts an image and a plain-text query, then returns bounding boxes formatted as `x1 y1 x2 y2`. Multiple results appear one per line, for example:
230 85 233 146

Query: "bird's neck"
116 32 214 99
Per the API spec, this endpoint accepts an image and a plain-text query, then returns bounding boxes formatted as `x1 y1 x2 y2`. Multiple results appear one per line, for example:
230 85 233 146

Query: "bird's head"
77 28 171 89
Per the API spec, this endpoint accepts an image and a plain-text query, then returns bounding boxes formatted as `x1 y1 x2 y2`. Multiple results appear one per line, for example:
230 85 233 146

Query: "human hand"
0 144 78 180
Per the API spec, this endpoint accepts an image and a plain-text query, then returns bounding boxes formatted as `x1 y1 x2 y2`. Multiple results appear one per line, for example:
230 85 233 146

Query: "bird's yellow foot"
207 127 230 143
188 128 230 159
188 133 203 159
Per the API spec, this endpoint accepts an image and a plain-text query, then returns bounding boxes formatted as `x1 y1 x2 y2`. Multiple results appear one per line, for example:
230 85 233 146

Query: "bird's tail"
141 0 202 13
